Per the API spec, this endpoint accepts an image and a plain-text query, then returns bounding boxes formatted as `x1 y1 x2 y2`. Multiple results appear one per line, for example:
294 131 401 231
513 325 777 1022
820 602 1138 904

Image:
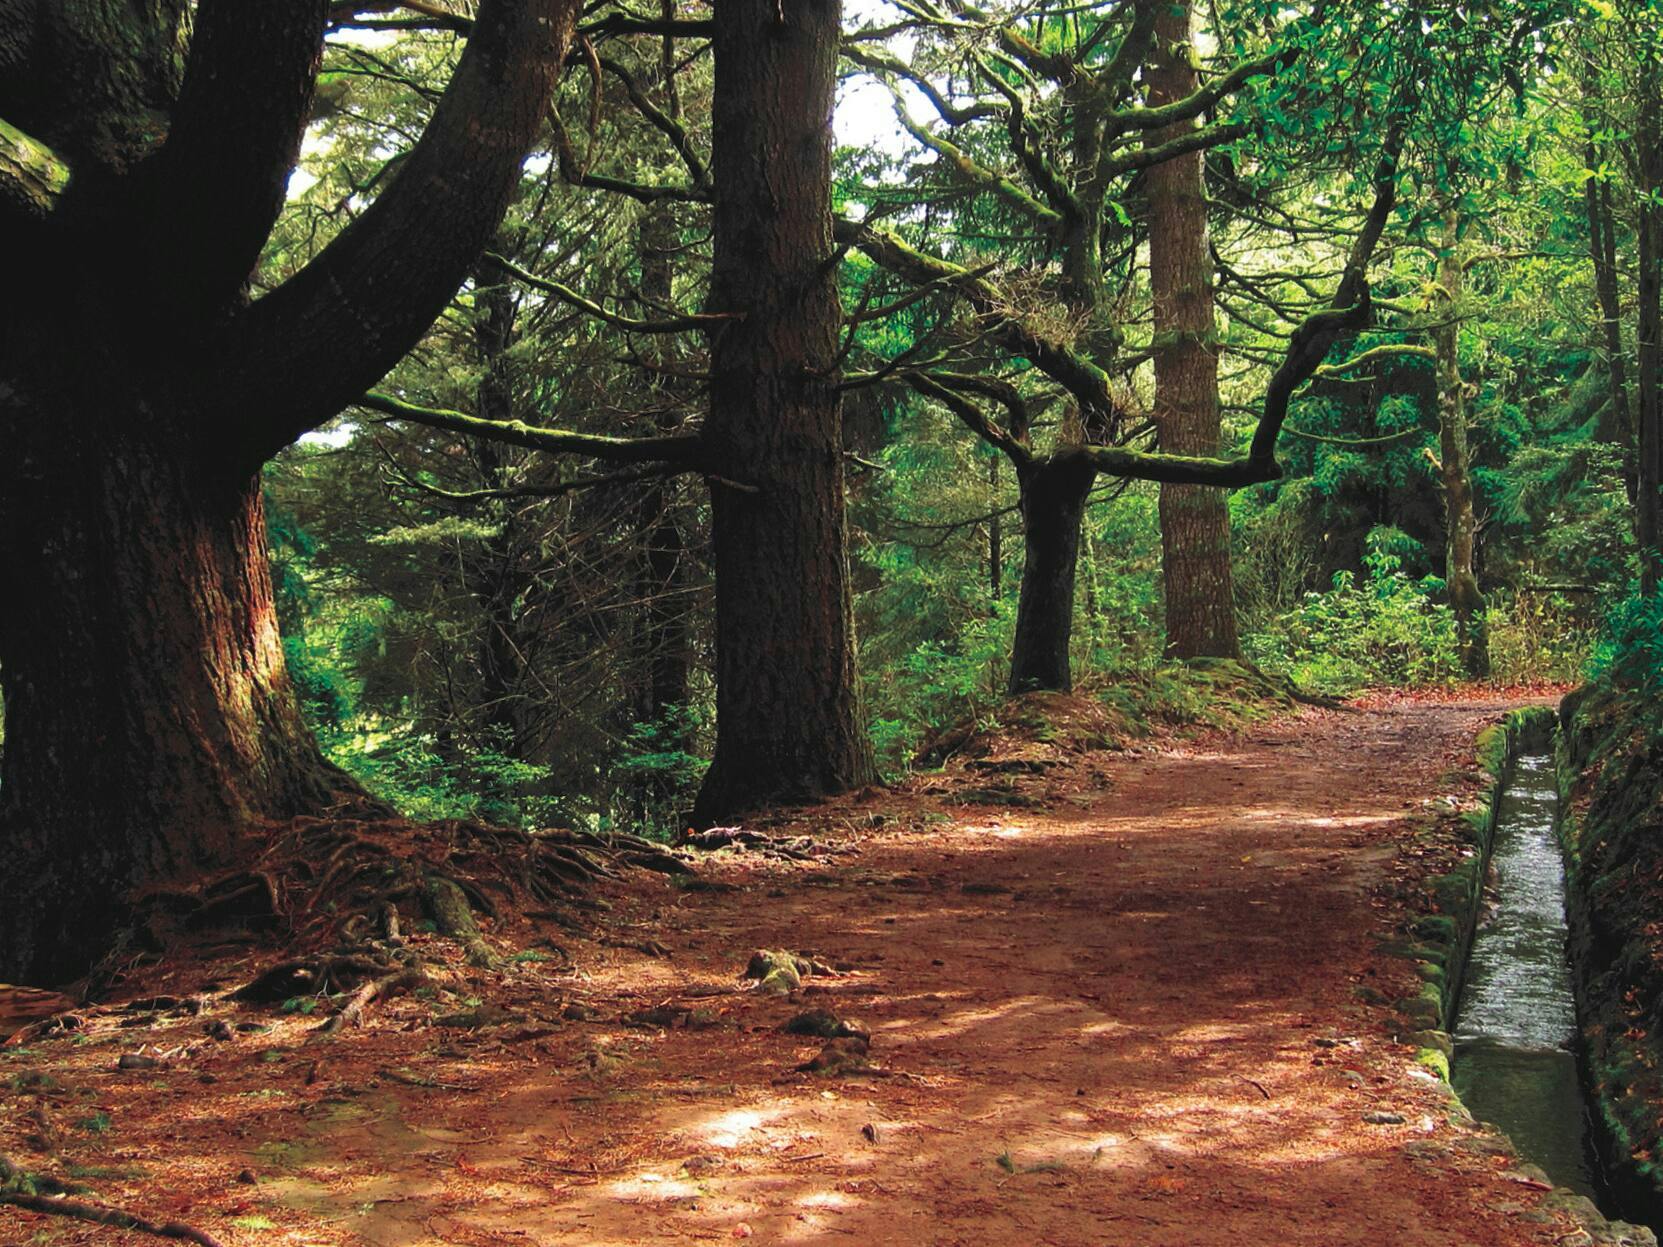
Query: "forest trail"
3 694 1592 1247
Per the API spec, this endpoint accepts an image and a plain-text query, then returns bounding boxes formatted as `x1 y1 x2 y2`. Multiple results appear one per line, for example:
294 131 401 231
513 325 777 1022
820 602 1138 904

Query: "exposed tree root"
314 967 427 1036
679 827 824 860
105 813 694 1009
0 1153 226 1247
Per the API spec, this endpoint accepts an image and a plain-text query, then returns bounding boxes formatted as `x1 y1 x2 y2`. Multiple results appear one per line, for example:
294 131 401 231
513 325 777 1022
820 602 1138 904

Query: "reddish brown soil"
2 693 1589 1246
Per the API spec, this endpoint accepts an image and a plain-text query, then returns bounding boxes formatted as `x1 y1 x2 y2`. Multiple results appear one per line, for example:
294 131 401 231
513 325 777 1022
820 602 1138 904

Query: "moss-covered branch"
357 392 708 465
879 78 1064 226
834 216 1125 428
1313 342 1436 376
484 252 737 334
0 118 69 227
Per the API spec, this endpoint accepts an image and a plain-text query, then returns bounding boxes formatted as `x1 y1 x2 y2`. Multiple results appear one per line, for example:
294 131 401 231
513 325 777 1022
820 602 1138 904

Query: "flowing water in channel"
1452 752 1601 1198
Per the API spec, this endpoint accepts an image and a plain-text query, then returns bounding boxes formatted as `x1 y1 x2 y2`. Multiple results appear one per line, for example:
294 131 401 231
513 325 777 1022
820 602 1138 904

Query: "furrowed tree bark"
1008 456 1097 693
0 0 578 983
692 0 877 822
1146 0 1240 660
0 408 347 983
1434 210 1489 677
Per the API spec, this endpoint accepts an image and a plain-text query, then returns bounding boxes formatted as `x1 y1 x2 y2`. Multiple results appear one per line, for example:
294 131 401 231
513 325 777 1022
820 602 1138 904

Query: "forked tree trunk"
693 0 876 821
0 425 348 983
0 0 574 984
1008 456 1097 694
1147 0 1240 660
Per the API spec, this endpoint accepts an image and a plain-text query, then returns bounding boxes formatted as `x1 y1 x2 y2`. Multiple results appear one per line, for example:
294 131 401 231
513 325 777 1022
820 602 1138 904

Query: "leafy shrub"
1486 592 1597 685
319 726 560 827
1587 590 1663 698
1245 533 1462 695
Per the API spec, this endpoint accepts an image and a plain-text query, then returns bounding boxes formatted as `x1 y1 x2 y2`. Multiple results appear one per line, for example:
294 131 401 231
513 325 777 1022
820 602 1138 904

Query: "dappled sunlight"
692 1105 781 1150
0 699 1583 1246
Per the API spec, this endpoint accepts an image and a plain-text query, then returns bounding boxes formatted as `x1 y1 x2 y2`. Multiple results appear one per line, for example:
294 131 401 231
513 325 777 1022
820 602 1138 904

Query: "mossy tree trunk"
1434 210 1489 677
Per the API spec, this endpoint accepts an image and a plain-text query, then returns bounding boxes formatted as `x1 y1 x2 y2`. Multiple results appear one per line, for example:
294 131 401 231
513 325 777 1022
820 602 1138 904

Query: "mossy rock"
1415 1047 1451 1082
1474 724 1508 778
1408 916 1457 945
1406 1029 1454 1059
1395 983 1444 1027
746 949 811 995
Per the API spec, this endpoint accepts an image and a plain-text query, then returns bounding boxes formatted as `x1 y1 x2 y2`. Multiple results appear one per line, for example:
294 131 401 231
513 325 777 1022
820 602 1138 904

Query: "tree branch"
328 0 473 33
484 251 738 333
1313 342 1435 377
1098 121 1246 181
358 392 708 465
149 0 327 312
0 116 69 229
879 77 1063 225
908 373 1032 465
222 0 581 470
835 216 1126 429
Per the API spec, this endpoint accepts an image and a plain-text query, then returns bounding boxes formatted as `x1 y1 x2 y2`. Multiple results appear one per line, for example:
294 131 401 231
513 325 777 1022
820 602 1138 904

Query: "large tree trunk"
692 0 877 822
1434 211 1489 677
1146 0 1240 660
0 421 346 984
0 0 575 982
1008 456 1097 694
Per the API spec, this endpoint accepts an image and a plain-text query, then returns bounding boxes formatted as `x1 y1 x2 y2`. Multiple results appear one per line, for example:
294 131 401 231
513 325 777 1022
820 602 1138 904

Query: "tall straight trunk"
1584 135 1634 456
1146 0 1240 660
631 205 691 824
634 205 691 726
0 419 346 983
1434 210 1489 677
1008 456 1097 693
987 453 1003 608
1640 51 1663 596
469 263 533 756
693 0 876 821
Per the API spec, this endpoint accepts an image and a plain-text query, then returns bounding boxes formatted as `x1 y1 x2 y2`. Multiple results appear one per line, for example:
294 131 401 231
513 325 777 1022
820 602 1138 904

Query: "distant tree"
1146 0 1240 660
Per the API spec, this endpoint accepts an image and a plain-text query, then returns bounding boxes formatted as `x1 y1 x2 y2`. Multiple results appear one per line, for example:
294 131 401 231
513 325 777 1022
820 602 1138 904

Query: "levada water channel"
1452 751 1604 1200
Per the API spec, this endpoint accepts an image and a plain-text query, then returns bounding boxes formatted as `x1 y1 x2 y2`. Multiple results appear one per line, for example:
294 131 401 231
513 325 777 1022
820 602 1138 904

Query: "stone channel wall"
1560 685 1663 1224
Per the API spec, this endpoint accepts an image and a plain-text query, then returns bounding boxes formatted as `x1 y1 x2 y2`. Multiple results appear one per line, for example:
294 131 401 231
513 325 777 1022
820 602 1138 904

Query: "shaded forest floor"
2 690 1613 1246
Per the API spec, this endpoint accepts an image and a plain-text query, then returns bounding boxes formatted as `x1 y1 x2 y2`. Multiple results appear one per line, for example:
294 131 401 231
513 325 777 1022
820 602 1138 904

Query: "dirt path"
3 696 1590 1246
